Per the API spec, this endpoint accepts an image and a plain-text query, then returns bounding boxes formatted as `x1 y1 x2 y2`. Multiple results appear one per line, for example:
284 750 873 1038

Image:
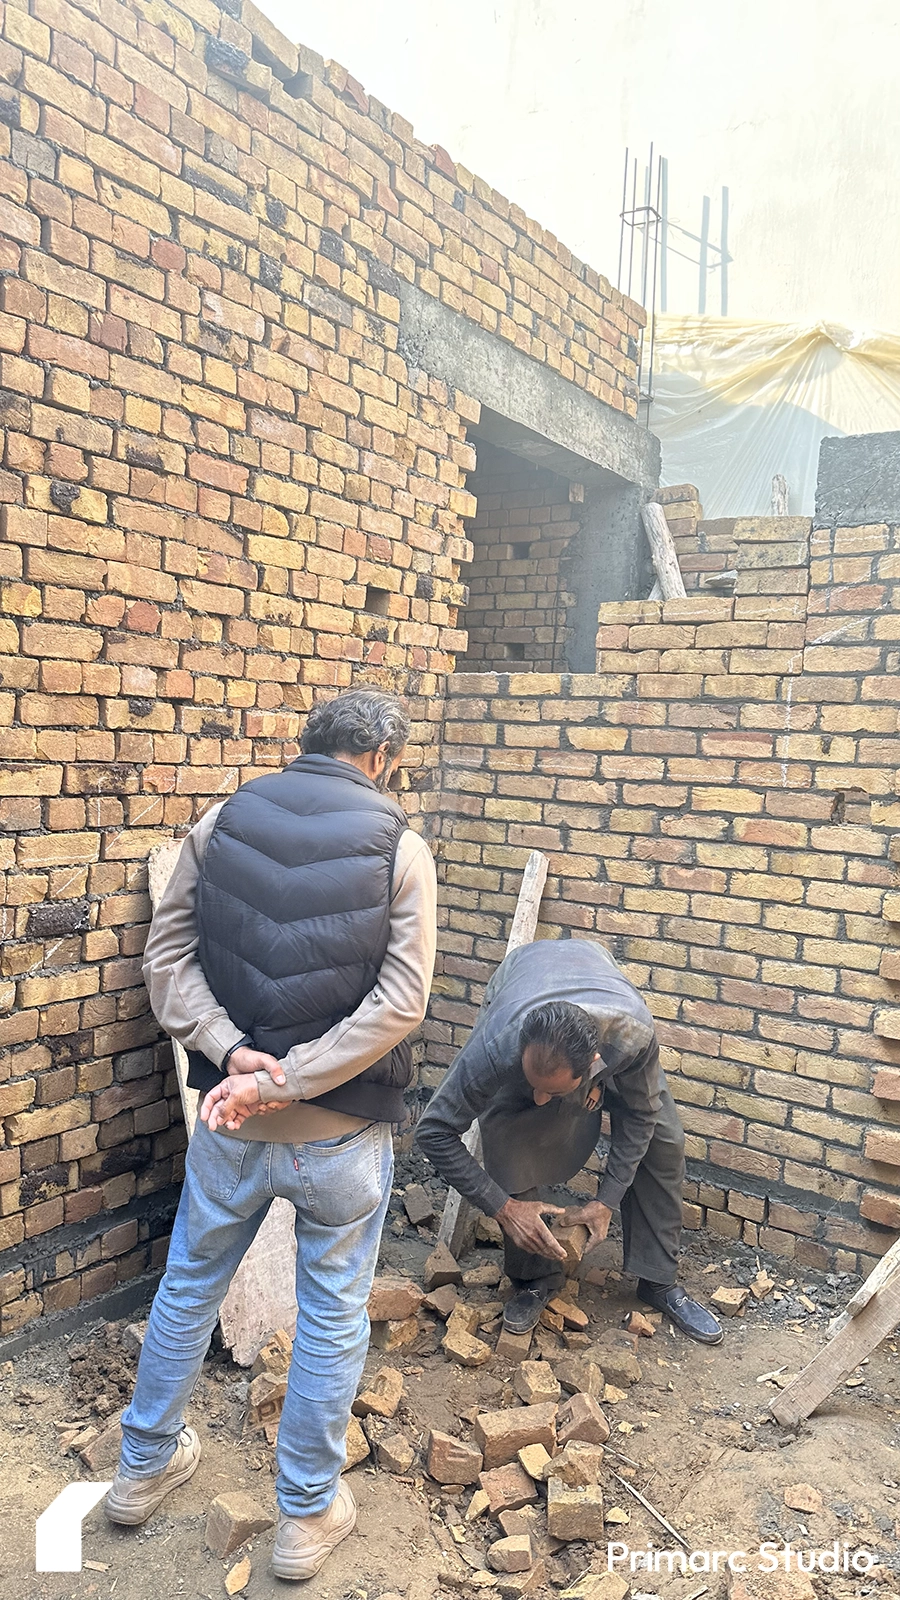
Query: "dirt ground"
5 1158 900 1600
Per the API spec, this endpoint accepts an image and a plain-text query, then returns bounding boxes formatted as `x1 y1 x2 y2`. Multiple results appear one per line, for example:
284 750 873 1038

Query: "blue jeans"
119 1116 393 1517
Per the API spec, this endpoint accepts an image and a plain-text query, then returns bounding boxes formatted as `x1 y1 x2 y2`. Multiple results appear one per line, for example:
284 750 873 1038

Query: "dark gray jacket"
416 939 662 1216
191 753 413 1122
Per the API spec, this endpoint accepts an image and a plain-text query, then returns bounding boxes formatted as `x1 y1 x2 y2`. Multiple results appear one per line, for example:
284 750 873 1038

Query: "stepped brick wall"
0 0 644 1338
428 516 900 1275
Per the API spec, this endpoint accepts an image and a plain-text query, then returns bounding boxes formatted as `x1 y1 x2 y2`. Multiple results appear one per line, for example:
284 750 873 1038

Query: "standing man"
416 938 721 1345
107 689 437 1583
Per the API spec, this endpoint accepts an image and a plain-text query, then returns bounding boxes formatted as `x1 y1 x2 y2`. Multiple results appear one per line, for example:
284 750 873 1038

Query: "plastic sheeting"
649 317 900 518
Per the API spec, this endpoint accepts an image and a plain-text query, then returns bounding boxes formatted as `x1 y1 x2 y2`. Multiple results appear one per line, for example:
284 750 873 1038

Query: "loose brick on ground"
427 1430 483 1485
474 1402 558 1469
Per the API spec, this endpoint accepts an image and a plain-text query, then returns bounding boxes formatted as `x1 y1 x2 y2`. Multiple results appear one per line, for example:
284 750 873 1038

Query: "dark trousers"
499 1081 686 1289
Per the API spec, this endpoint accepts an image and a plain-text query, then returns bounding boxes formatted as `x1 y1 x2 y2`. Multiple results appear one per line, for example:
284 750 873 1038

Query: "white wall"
262 0 900 329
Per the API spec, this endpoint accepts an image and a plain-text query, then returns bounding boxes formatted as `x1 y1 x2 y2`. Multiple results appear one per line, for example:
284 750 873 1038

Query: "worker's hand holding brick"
495 1198 567 1260
561 1201 613 1250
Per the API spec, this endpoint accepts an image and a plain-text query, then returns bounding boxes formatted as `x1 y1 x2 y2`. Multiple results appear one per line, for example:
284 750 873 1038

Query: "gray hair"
300 688 410 763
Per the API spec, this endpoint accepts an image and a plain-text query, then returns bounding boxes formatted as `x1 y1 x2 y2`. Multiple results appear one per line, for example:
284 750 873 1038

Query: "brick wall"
456 440 581 673
0 0 644 1338
428 516 900 1274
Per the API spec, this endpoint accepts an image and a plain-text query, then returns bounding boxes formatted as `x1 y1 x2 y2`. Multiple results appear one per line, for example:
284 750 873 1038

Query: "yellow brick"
16 831 100 867
4 8 50 59
1 583 40 617
25 478 108 523
6 1100 90 1144
803 645 883 673
703 675 780 699
875 1010 900 1042
449 488 478 518
45 370 91 411
503 725 560 748
566 727 628 751
504 674 565 697
692 788 764 814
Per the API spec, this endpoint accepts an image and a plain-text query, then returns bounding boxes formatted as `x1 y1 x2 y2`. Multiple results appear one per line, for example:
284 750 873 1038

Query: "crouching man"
416 938 721 1345
106 689 437 1581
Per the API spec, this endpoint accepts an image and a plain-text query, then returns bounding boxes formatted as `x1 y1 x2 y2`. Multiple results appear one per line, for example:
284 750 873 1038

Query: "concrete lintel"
470 406 622 492
399 281 660 491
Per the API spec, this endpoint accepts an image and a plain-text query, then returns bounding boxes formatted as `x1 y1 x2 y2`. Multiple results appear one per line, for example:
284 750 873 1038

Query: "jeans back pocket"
191 1125 252 1203
298 1124 389 1227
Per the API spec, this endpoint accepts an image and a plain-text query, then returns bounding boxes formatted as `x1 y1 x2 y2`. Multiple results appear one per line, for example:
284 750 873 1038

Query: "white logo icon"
35 1482 112 1572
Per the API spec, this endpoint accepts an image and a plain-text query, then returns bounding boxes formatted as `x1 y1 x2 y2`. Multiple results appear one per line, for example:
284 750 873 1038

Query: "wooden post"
148 840 298 1368
437 851 550 1258
147 844 198 1131
640 502 687 599
828 1233 900 1336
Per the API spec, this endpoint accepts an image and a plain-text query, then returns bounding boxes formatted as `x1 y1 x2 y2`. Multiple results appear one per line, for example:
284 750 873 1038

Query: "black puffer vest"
189 754 413 1122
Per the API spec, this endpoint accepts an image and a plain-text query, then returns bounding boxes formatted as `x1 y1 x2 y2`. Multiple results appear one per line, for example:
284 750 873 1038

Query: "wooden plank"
771 1267 900 1426
148 841 298 1368
437 850 549 1259
437 1123 484 1259
828 1233 900 1335
147 842 198 1136
506 850 549 953
640 502 687 599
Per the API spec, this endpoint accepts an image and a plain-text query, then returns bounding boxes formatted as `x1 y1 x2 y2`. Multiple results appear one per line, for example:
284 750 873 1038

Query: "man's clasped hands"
201 1047 286 1132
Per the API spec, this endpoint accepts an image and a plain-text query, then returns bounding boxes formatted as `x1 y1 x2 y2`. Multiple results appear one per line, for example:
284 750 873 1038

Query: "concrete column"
562 481 653 672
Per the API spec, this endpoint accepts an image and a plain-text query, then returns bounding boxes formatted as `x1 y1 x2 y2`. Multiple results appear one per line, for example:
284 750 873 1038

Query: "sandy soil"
4 1160 900 1600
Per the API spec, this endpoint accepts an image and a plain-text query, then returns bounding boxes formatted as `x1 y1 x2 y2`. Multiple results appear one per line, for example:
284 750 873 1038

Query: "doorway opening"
455 439 582 673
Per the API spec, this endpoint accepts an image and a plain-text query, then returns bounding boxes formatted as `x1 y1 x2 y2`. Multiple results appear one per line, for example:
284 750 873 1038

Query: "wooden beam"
437 851 549 1258
148 840 298 1368
640 502 687 599
771 1262 900 1426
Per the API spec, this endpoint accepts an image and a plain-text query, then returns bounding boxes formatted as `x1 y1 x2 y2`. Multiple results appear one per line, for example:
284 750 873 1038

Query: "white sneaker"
105 1427 201 1526
270 1479 357 1580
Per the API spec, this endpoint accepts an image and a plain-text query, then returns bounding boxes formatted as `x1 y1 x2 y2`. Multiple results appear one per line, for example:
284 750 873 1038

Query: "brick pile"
429 516 900 1272
457 441 581 673
0 0 643 1336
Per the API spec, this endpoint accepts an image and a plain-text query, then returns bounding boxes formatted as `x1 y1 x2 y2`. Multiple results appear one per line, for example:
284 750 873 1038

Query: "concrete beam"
815 431 900 527
399 281 660 492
